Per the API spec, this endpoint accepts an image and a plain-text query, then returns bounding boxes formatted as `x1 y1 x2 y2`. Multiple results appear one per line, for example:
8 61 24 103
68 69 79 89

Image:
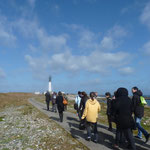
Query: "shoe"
145 134 150 143
112 144 119 150
134 136 142 139
86 137 91 141
93 139 98 143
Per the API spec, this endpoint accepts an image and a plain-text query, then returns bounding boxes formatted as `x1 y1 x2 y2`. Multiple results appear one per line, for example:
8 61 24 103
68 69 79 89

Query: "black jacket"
79 96 88 115
114 88 134 129
106 98 112 115
132 90 144 118
45 92 51 101
56 95 64 113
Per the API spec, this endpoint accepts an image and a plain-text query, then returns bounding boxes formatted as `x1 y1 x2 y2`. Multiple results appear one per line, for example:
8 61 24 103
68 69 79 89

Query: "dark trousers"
115 126 136 150
107 115 112 129
115 128 124 145
123 128 136 150
46 100 50 111
59 112 63 122
86 122 98 141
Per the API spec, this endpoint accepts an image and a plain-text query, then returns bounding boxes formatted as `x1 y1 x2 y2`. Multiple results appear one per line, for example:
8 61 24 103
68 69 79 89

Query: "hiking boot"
145 134 150 143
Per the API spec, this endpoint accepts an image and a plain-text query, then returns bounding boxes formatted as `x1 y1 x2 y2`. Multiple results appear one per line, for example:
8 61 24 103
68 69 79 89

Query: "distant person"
75 91 82 119
132 87 150 143
105 92 112 131
94 92 98 98
56 91 64 122
113 88 136 150
63 94 68 111
79 91 89 117
45 91 51 111
81 92 101 143
52 92 57 113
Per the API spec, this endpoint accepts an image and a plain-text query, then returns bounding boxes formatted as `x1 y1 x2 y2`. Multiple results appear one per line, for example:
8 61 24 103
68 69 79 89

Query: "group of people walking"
45 91 68 122
74 87 149 150
45 86 149 150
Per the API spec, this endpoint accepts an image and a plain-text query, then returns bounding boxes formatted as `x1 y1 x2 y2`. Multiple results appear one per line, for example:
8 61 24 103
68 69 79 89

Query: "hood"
116 87 128 97
88 99 97 105
135 90 143 96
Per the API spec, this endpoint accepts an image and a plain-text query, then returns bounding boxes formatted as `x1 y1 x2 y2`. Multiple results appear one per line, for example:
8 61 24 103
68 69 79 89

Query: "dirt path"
29 98 150 150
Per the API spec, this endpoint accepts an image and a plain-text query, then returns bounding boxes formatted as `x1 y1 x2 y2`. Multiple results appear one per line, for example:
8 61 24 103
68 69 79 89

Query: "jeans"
135 117 149 138
52 103 57 112
86 122 98 141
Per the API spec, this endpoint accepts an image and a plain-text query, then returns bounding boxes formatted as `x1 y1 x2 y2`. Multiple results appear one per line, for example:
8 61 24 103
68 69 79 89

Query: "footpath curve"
29 98 150 150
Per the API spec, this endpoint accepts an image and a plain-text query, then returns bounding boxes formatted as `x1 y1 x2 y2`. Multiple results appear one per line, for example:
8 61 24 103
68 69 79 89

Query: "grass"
0 93 89 150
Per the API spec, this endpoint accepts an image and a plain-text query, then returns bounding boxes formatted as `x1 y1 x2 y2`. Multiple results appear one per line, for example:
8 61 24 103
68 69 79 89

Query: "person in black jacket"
56 91 64 122
79 91 89 117
45 91 51 111
113 88 136 150
132 87 150 143
105 92 112 131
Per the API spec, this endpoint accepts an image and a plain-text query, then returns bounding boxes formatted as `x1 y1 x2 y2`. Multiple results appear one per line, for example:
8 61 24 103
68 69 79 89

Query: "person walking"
75 91 82 119
45 91 51 111
132 87 150 143
56 91 64 122
52 92 57 113
105 92 112 131
81 92 101 143
79 91 89 117
113 88 136 150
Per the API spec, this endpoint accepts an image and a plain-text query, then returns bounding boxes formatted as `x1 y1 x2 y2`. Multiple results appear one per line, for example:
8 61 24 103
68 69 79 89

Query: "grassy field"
0 93 89 150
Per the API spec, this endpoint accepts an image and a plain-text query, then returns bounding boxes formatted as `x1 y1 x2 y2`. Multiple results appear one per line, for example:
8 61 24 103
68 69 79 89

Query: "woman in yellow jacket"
81 92 101 143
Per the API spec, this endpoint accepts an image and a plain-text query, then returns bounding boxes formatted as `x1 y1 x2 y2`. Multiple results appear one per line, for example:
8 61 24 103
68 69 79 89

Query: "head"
90 92 95 100
116 87 128 97
58 91 62 96
95 92 98 98
132 87 138 94
105 92 111 98
78 91 81 96
82 91 87 97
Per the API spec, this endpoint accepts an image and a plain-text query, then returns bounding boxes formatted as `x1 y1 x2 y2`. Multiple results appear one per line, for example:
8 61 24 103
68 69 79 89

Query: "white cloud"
140 1 150 29
100 25 127 51
143 41 150 55
25 50 131 79
0 68 6 78
0 15 16 46
14 18 69 52
76 24 128 51
119 67 134 75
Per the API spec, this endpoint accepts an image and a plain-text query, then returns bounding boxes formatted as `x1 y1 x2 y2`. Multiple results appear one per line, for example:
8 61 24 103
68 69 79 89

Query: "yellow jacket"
81 98 101 123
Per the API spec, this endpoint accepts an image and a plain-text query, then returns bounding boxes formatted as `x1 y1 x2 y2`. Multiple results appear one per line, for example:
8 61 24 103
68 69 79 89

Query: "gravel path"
29 98 150 150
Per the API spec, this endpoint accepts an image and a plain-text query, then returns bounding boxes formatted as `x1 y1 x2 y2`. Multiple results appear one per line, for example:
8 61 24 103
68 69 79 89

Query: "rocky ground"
0 103 88 150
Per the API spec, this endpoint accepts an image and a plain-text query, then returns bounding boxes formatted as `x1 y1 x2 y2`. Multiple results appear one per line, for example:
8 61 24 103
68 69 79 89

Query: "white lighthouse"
48 76 52 93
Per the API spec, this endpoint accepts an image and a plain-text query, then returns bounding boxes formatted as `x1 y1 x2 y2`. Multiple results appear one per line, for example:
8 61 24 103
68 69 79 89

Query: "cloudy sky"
0 0 150 95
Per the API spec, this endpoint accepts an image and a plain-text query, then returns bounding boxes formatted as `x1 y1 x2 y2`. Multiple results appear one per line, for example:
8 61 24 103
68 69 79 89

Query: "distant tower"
48 76 52 92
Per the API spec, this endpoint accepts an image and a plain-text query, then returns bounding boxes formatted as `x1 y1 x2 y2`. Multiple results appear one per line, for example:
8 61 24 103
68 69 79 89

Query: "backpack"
140 96 147 106
63 98 68 105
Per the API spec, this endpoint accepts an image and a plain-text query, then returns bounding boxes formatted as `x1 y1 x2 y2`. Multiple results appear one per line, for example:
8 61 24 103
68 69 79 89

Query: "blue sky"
0 0 150 95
